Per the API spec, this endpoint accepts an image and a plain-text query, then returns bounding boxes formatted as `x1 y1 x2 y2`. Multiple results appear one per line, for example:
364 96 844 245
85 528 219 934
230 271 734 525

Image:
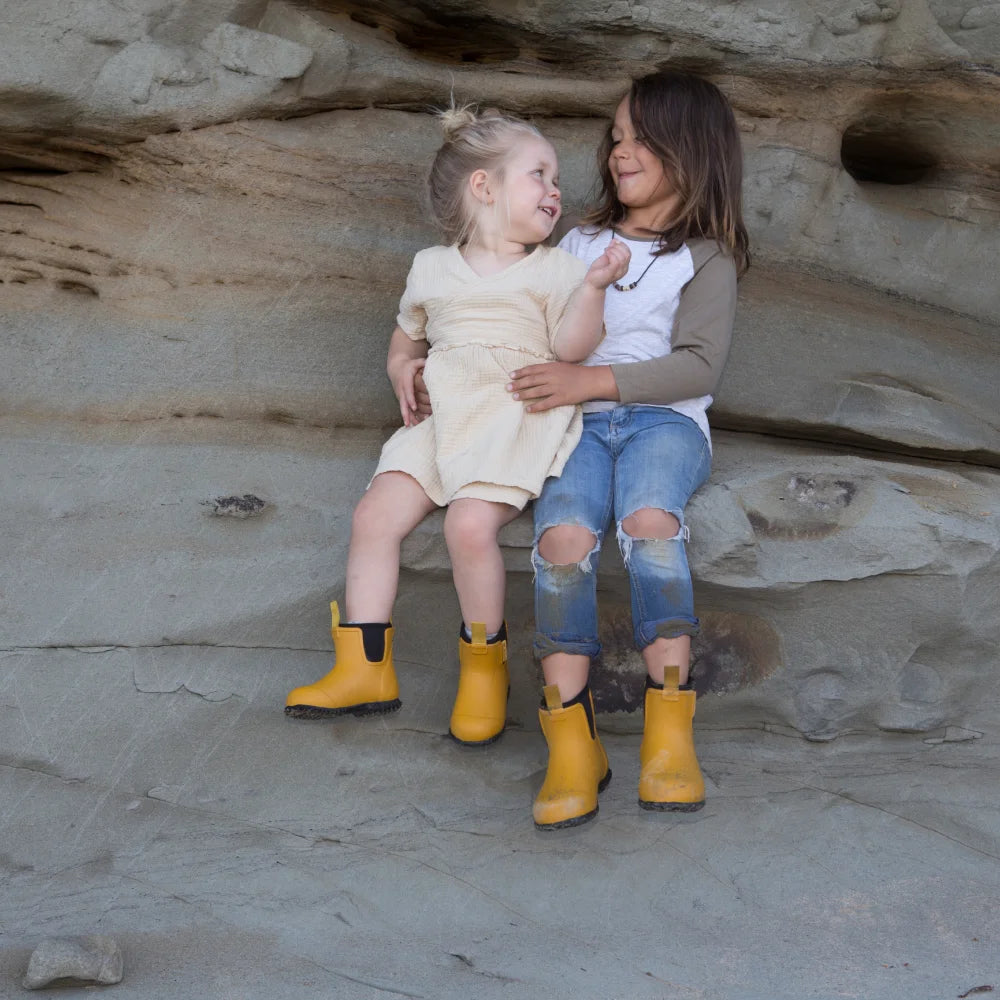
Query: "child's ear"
468 168 493 206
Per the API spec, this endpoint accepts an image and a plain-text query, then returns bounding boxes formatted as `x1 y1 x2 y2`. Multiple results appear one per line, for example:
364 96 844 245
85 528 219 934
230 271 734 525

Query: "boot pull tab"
330 601 341 633
662 665 681 702
470 621 488 648
543 684 563 711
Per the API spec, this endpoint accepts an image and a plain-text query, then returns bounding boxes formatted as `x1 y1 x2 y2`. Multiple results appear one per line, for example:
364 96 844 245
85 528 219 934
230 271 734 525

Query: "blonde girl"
286 107 629 746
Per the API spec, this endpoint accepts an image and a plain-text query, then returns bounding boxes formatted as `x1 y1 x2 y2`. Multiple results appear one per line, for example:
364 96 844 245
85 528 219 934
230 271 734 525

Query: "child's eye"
634 133 647 144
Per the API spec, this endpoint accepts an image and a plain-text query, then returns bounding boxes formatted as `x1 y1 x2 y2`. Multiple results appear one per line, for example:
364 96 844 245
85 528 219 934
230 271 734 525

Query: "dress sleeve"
543 249 588 351
395 254 428 341
611 248 738 404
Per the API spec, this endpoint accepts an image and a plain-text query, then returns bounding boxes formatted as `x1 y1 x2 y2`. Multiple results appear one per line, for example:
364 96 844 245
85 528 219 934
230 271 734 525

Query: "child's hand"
584 239 631 291
412 367 431 420
391 357 428 426
508 361 615 412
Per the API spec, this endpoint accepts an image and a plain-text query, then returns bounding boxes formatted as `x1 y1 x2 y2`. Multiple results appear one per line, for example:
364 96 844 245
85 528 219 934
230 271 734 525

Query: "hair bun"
438 104 478 139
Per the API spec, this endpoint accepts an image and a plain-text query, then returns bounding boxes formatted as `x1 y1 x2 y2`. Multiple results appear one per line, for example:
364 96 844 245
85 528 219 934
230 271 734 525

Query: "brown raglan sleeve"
610 244 738 405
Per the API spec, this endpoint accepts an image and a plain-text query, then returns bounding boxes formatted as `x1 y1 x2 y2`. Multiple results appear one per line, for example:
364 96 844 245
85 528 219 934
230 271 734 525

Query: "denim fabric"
532 405 711 658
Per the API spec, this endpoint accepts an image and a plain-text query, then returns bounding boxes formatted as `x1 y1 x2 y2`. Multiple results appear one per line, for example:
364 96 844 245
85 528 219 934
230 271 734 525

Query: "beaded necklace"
611 230 659 292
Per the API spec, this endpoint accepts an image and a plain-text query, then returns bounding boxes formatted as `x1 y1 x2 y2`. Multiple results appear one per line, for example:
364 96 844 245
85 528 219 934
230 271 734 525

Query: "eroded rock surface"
1 0 998 738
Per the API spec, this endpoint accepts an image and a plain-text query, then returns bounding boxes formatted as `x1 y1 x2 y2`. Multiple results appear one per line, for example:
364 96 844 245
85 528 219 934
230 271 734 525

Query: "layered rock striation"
2 0 998 738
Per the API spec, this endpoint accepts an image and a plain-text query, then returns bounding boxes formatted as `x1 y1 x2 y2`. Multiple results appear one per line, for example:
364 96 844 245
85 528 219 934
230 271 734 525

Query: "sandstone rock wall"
2 0 998 738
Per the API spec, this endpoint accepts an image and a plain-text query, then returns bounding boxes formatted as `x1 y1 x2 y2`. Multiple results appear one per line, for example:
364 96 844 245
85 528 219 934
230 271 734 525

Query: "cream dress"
373 244 588 509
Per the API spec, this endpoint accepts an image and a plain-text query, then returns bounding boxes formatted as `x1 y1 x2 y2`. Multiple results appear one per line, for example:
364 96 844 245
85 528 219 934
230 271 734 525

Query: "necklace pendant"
610 229 659 292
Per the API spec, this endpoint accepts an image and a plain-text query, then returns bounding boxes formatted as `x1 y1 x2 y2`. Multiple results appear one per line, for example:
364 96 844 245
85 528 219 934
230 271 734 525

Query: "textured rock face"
1 0 998 739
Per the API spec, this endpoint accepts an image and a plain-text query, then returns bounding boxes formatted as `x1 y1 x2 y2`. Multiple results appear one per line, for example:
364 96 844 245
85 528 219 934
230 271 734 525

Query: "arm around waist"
611 249 738 405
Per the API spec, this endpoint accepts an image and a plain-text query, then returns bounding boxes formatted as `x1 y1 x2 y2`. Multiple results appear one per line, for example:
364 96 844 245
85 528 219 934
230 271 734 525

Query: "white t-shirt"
558 226 715 445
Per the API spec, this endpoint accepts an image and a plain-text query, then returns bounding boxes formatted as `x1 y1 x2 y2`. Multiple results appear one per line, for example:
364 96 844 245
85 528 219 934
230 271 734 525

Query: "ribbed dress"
373 244 588 510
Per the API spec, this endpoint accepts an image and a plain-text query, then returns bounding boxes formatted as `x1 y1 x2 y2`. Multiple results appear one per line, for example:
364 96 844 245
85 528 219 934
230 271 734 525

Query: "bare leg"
540 652 591 702
642 636 692 686
345 472 437 622
444 498 521 633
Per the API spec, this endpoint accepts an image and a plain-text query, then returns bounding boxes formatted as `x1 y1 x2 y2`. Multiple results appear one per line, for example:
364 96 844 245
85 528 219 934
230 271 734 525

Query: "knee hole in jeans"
621 508 680 540
537 525 598 565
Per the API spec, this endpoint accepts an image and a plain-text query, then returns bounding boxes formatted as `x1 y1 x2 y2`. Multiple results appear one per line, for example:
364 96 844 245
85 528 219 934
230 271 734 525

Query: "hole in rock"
334 0 560 65
841 121 938 185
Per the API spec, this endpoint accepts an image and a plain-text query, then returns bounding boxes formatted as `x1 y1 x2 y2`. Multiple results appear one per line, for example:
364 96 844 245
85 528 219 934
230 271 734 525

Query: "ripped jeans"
532 405 711 659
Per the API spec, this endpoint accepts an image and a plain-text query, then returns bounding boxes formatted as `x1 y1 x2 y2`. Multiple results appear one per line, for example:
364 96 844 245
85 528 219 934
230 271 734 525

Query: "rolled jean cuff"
532 633 601 661
637 616 700 648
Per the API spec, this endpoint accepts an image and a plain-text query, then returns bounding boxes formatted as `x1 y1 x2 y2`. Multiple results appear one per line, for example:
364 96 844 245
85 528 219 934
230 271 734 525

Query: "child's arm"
610 251 737 403
549 240 630 362
387 325 430 427
510 249 736 412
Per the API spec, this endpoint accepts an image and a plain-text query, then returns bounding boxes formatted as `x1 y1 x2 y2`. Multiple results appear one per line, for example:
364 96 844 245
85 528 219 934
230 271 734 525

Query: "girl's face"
609 97 678 225
488 135 562 245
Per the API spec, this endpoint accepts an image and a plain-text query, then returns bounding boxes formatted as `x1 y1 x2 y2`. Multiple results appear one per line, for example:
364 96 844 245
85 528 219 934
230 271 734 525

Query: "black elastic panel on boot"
562 685 596 739
344 622 390 662
645 674 694 692
459 621 508 644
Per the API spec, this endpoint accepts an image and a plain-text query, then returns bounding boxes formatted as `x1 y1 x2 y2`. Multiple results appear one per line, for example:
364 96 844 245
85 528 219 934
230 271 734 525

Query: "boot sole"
534 769 612 832
284 699 401 720
448 727 505 747
637 798 705 812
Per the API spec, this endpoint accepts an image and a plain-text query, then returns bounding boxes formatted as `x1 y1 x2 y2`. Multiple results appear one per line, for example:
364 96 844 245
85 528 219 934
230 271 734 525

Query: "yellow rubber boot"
638 665 705 811
449 622 509 746
285 602 400 719
533 685 611 831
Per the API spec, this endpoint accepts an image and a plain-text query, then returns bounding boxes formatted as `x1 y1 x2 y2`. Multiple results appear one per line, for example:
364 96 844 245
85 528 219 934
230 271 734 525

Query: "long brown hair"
582 70 750 276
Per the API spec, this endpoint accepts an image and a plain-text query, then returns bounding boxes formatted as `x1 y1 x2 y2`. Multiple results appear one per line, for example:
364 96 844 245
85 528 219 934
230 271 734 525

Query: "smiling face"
609 97 679 230
492 135 562 245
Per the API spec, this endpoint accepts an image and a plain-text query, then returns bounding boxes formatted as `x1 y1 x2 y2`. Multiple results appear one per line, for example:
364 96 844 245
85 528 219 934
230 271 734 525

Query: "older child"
508 71 750 828
286 107 629 747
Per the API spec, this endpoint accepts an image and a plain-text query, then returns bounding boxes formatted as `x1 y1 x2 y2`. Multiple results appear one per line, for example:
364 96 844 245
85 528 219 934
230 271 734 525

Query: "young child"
285 107 630 747
507 71 751 828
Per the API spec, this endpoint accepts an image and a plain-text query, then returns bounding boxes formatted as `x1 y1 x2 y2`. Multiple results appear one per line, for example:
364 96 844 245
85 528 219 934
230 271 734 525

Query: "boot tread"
534 806 598 831
637 797 705 812
448 725 506 747
284 698 401 720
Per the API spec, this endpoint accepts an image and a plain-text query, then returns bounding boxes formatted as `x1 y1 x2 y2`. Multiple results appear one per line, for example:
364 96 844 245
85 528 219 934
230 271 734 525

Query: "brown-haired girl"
507 70 749 829
285 107 630 746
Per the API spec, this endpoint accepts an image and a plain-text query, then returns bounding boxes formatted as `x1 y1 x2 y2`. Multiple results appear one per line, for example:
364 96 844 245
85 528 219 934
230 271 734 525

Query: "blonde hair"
428 104 544 246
